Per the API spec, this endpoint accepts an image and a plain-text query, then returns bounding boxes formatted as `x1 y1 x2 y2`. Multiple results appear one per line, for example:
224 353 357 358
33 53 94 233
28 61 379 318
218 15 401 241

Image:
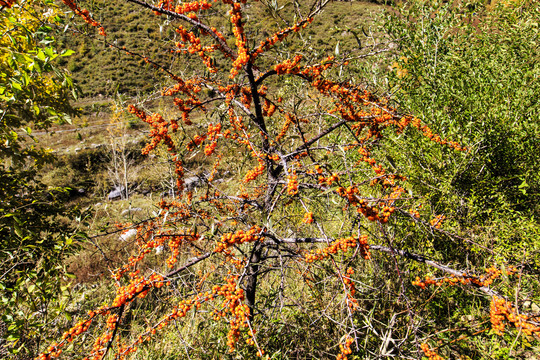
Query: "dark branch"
261 234 501 297
125 0 236 59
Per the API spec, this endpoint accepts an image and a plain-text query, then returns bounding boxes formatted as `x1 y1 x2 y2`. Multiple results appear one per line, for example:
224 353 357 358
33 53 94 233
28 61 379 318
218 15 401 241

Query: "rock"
121 207 142 216
119 229 137 242
67 187 86 198
108 186 125 201
523 301 540 314
184 173 209 191
184 176 201 191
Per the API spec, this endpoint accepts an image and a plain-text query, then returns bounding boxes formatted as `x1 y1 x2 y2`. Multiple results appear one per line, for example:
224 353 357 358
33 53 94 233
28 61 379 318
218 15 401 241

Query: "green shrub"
382 0 539 224
372 1 540 356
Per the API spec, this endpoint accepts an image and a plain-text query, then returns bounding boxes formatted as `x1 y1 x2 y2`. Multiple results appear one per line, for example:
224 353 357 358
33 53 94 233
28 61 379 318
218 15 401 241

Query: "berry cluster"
336 337 354 360
411 120 466 151
304 235 370 263
343 267 359 311
274 55 303 75
286 174 299 195
0 0 16 8
211 275 251 351
175 24 218 73
203 122 222 156
251 18 313 59
303 211 314 224
429 214 445 229
490 296 540 336
420 343 444 360
214 226 262 253
275 113 294 142
335 186 396 223
61 0 106 36
323 173 340 186
262 99 277 118
412 266 516 289
228 1 248 78
167 233 199 267
128 106 178 155
162 0 212 15
243 158 265 183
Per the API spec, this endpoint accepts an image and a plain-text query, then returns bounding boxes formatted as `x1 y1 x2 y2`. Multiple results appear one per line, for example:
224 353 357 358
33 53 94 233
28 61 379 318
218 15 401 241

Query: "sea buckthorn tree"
36 0 539 359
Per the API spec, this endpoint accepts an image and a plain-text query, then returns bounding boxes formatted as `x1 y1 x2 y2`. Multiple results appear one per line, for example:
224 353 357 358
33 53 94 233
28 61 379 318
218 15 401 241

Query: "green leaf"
36 49 47 61
11 81 22 91
60 49 75 57
6 334 21 342
14 224 22 238
44 47 54 57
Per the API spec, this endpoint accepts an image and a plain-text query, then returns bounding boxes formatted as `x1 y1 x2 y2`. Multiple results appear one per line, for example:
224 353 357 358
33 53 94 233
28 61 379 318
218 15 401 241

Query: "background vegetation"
1 0 539 359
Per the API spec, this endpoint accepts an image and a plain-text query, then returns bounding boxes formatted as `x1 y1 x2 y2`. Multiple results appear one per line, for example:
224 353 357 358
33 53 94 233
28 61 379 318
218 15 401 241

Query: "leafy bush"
0 1 85 357
383 0 540 223
374 1 540 356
